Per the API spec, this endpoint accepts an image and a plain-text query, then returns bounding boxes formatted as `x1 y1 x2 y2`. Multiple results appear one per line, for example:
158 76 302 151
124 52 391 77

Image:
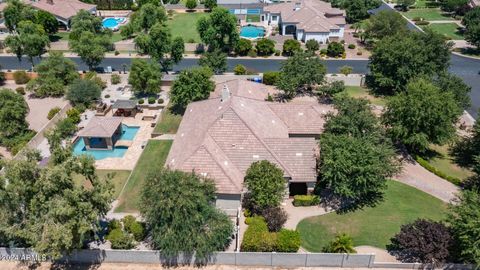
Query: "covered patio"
112 99 138 117
78 117 123 150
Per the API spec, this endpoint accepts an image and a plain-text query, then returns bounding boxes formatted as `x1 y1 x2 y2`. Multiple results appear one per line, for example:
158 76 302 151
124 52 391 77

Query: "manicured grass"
403 8 454 21
166 13 207 43
296 180 448 252
422 23 464 40
114 140 173 213
153 108 183 134
344 86 387 106
421 144 473 181
246 14 261 23
50 32 124 43
73 170 131 198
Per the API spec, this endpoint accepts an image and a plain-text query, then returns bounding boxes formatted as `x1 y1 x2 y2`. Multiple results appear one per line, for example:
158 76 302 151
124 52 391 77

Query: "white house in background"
263 0 345 44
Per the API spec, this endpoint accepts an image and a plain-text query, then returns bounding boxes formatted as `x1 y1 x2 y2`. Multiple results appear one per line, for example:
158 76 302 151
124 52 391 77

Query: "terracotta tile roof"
264 0 345 32
78 116 122 138
210 79 277 101
27 0 96 21
166 80 333 194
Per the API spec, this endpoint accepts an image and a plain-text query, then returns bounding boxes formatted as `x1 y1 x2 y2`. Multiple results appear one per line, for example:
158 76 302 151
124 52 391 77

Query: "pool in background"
240 25 265 39
102 17 127 30
73 124 139 160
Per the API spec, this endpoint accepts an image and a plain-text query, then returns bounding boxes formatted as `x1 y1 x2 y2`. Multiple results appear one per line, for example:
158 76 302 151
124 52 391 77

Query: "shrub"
185 0 197 10
256 38 275 56
276 229 301 252
107 228 135 249
108 219 122 231
348 44 356 49
282 39 301 56
241 217 277 252
274 49 281 56
320 49 328 55
138 99 145 104
111 74 121 85
0 71 5 85
85 71 107 89
339 65 353 76
15 87 25 95
66 108 81 124
261 207 288 232
122 215 136 231
47 107 61 120
327 42 345 57
122 215 145 242
265 93 274 102
293 195 320 206
415 20 430 25
244 209 252 217
415 156 462 185
247 49 257 57
263 71 280 85
412 16 422 21
306 39 320 52
158 98 164 104
13 71 30 84
105 94 111 98
55 118 77 138
323 233 356 253
357 50 363 55
235 38 253 56
234 64 247 75
148 96 156 104
114 50 120 56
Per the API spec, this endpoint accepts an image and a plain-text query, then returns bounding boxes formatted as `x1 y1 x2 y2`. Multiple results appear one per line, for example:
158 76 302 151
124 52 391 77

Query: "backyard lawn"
296 180 448 252
422 23 464 40
344 86 387 106
114 140 173 213
167 13 207 43
246 14 261 23
73 169 131 198
153 108 183 134
403 9 454 21
421 144 473 181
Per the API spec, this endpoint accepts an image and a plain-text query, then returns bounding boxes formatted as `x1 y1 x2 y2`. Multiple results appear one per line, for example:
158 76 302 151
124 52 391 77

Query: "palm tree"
323 233 356 253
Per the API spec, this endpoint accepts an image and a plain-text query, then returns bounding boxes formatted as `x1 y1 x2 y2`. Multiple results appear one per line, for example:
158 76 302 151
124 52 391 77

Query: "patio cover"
78 117 123 138
112 99 137 110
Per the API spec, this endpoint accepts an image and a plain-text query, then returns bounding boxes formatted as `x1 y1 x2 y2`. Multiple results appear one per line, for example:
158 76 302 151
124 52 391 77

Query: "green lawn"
50 32 124 43
114 140 173 213
422 23 464 40
403 8 454 21
73 169 131 198
153 108 183 134
344 86 387 106
166 13 207 43
296 180 448 252
246 14 261 23
421 144 473 181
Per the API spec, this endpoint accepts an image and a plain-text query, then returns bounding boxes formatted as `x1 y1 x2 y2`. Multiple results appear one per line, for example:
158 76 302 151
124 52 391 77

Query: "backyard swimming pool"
102 17 127 30
73 124 139 160
240 25 265 39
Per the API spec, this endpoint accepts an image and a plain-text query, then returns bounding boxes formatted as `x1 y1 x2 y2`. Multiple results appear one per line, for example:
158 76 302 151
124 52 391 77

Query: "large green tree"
433 72 471 110
68 10 105 41
382 78 461 153
26 52 79 97
364 10 408 41
36 10 58 35
66 78 101 106
3 0 36 32
140 169 233 261
0 151 114 258
368 30 452 94
0 88 29 140
452 115 480 168
344 0 380 23
465 23 480 50
198 49 227 74
441 0 469 15
170 67 215 111
197 7 239 51
244 160 285 210
276 51 326 98
5 20 50 67
128 59 162 96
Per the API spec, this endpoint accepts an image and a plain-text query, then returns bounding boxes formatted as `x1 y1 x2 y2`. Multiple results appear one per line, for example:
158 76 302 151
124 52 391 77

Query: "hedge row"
293 195 320 206
241 217 300 252
415 156 462 186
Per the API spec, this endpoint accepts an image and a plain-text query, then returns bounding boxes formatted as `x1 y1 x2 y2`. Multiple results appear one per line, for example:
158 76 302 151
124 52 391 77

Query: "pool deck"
94 110 157 170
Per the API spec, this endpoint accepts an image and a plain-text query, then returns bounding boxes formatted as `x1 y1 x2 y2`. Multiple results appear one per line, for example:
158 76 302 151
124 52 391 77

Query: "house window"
272 15 278 21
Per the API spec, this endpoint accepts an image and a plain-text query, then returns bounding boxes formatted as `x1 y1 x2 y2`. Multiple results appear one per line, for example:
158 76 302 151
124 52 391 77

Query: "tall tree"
364 10 408 41
368 30 452 94
36 10 58 35
198 49 227 74
170 67 215 111
388 219 454 263
3 0 36 32
197 7 239 51
140 169 233 261
128 59 162 96
0 151 114 258
244 160 285 210
276 51 326 98
465 23 480 50
0 88 29 140
121 3 167 36
68 10 105 42
451 118 480 168
441 0 469 15
433 72 471 110
5 20 50 67
462 7 480 28
382 77 461 153
66 78 102 106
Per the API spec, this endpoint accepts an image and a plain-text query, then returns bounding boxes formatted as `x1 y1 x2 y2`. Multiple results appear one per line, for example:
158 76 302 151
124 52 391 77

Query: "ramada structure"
166 80 333 212
78 117 123 150
263 0 345 43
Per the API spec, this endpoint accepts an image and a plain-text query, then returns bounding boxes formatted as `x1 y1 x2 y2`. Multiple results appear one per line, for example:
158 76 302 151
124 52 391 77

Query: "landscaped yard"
403 8 454 21
50 32 124 43
166 12 207 43
296 180 448 252
153 108 183 134
73 169 131 198
421 144 473 181
344 86 387 106
422 23 464 40
114 140 173 213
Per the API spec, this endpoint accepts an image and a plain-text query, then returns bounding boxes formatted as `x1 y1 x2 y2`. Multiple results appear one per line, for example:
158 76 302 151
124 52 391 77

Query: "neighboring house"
469 0 479 7
263 0 345 44
166 80 333 213
26 0 96 29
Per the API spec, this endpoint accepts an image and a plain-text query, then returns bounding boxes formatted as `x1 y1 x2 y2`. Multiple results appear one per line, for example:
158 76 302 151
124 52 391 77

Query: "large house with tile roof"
26 0 96 29
166 80 333 212
263 0 345 44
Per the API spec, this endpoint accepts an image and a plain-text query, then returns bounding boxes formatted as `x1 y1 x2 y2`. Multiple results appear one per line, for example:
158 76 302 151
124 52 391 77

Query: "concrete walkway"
283 199 333 229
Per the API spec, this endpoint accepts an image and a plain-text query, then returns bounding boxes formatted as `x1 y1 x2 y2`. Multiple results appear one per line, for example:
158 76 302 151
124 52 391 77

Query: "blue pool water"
102 17 126 29
240 25 265 39
73 124 139 160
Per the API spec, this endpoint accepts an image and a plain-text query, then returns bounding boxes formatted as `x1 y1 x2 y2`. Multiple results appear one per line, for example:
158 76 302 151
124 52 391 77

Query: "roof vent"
298 112 304 116
296 153 303 156
253 155 260 159
294 2 301 11
221 84 231 102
